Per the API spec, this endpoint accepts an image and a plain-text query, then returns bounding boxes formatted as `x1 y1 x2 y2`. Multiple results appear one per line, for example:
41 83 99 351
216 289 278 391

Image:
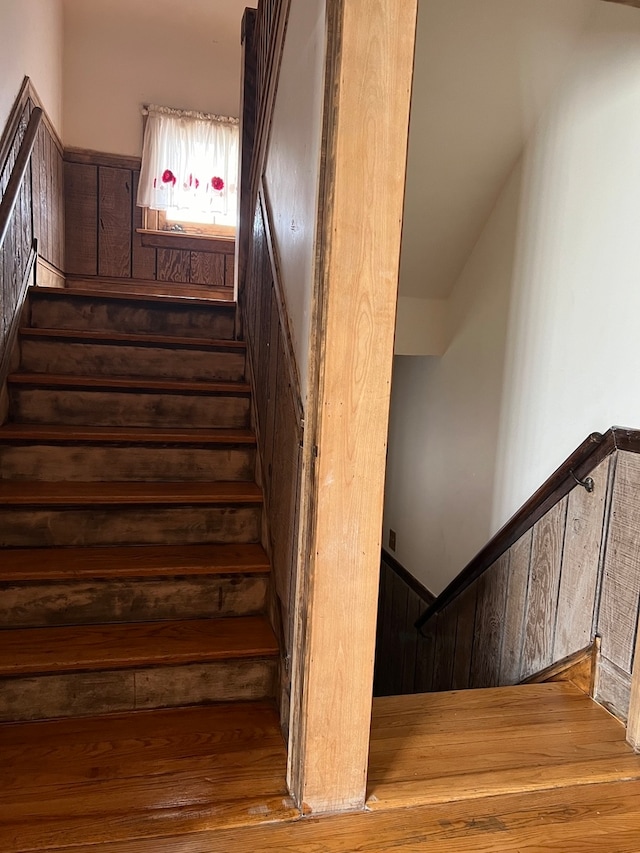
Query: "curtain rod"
142 104 239 124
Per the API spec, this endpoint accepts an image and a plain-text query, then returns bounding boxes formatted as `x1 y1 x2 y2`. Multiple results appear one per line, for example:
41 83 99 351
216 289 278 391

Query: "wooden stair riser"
65 278 234 301
9 387 250 428
0 505 261 547
20 339 246 382
0 444 256 482
29 295 235 339
0 575 269 628
0 658 278 723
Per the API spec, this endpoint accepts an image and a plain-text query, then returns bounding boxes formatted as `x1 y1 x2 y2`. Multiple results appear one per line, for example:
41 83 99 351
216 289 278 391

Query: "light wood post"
626 620 640 750
288 0 418 814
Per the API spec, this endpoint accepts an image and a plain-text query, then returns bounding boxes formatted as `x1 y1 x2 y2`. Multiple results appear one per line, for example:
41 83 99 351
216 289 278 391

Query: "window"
137 104 239 237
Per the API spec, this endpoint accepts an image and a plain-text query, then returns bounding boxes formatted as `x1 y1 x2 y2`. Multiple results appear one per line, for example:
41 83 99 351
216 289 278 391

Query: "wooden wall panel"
64 162 98 276
451 584 477 689
238 189 303 726
374 552 435 696
191 252 225 286
98 167 132 278
415 453 621 698
1 83 63 393
469 552 509 688
499 528 532 684
157 249 190 283
64 151 235 293
131 172 156 281
598 452 640 673
554 456 610 660
520 498 568 679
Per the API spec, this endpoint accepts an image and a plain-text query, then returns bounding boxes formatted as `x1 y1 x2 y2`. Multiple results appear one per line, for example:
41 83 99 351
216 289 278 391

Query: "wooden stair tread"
0 544 271 581
7 373 250 394
0 424 256 445
29 286 237 309
0 703 296 850
366 684 640 810
19 327 246 350
0 481 263 506
0 617 279 675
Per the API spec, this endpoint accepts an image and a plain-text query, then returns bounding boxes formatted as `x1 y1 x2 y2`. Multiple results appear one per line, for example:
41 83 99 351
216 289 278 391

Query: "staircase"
0 284 279 723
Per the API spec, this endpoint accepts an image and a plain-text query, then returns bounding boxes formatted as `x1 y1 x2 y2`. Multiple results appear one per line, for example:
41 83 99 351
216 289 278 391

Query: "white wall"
63 0 246 156
384 1 640 595
263 0 326 406
394 297 447 356
384 163 522 594
0 0 64 135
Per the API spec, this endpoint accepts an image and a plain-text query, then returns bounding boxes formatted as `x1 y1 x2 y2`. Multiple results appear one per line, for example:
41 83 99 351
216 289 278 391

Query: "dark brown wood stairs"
0 285 279 722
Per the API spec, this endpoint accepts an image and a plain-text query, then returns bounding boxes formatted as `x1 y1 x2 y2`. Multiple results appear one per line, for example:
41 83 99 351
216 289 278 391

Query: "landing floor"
3 684 640 852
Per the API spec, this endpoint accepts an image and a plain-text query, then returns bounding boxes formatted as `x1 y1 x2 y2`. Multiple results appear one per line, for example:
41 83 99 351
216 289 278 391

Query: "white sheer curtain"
137 104 239 222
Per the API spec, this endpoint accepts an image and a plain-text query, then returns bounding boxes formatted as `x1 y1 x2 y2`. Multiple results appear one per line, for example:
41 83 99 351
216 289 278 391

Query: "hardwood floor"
0 701 297 852
3 684 640 852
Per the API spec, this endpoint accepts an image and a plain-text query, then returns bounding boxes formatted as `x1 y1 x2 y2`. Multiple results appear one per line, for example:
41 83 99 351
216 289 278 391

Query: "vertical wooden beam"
288 0 418 814
627 621 640 750
236 8 257 297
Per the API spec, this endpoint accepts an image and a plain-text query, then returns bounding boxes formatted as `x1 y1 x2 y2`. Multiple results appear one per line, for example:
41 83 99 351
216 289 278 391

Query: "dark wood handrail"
415 425 640 630
0 107 42 252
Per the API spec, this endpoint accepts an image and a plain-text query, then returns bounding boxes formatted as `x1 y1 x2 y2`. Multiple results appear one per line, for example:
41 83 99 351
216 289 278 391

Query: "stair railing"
0 107 42 252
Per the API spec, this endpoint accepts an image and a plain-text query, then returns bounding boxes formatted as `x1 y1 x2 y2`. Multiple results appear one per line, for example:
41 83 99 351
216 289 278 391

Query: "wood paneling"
239 189 303 716
64 151 235 293
374 554 434 696
554 456 609 659
64 162 98 275
599 451 640 673
1 80 63 396
413 445 640 739
520 497 568 679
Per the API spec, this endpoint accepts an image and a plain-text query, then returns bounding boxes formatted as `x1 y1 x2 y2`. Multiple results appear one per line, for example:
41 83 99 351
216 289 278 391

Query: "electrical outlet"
389 529 396 551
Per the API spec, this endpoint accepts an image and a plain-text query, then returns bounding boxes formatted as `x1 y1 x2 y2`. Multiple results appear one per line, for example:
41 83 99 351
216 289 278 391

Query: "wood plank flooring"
3 684 640 852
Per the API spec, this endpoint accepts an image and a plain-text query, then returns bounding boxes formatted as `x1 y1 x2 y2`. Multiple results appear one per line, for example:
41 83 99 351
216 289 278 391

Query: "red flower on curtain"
212 176 224 191
162 169 177 185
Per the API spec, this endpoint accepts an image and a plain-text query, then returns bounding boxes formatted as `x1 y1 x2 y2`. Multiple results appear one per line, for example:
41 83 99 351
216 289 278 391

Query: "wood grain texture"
451 583 477 690
39 780 640 853
597 655 632 723
470 552 509 688
0 543 269 581
29 289 236 339
0 702 296 847
157 249 191 283
0 480 263 506
0 575 268 627
0 505 261 548
98 167 132 277
290 0 418 813
554 456 609 659
63 162 97 275
0 616 278 676
131 171 156 280
599 451 640 673
627 611 640 749
520 497 568 680
0 88 62 394
503 560 535 677
190 251 225 286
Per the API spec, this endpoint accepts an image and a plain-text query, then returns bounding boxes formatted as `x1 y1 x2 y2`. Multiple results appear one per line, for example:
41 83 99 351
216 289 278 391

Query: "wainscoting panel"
64 150 234 295
374 551 434 696
1 79 64 389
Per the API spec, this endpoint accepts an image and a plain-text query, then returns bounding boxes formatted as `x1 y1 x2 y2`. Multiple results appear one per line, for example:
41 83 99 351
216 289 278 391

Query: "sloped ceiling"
399 0 600 300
